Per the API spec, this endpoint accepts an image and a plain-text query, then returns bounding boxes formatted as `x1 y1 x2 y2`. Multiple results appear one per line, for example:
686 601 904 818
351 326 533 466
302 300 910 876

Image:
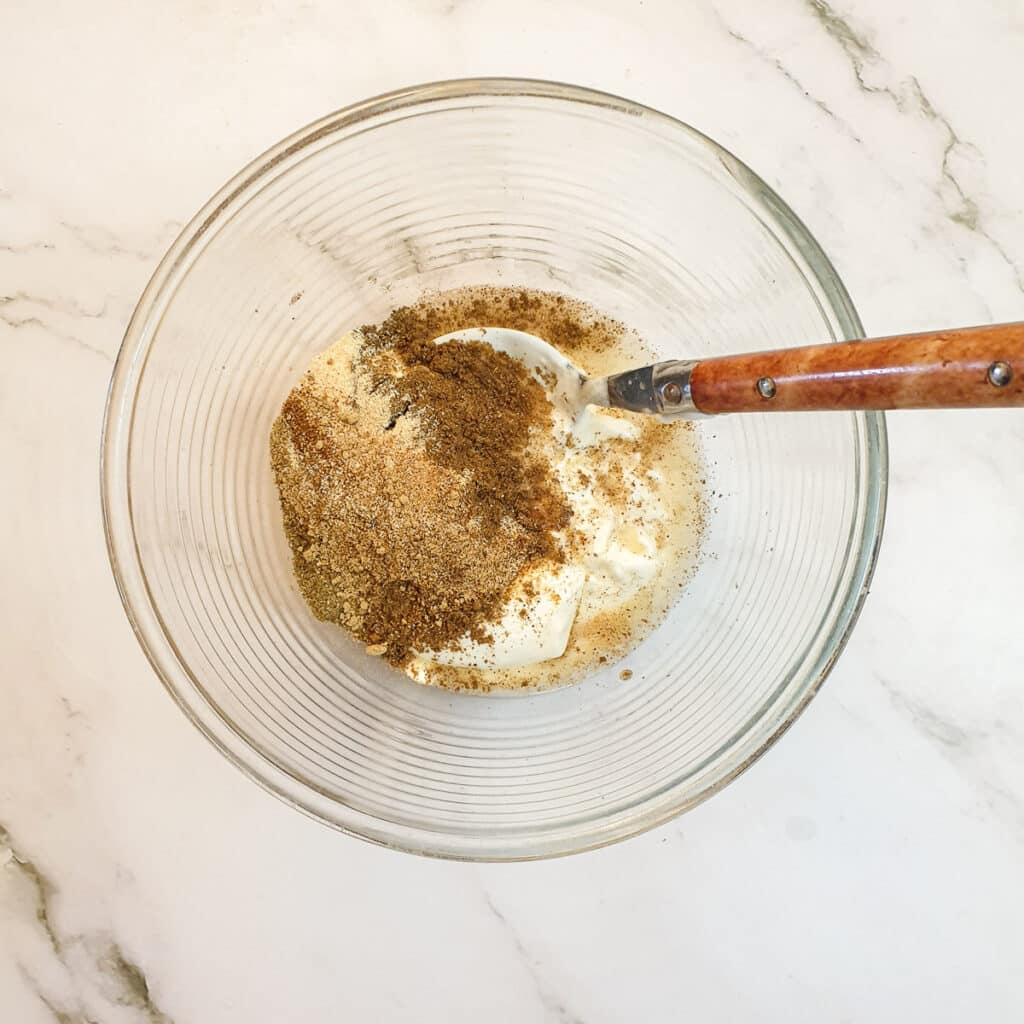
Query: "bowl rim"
101 77 888 861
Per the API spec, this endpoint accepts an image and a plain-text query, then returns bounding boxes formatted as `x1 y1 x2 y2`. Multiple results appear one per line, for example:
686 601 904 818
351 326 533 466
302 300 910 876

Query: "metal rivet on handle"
662 381 683 404
987 361 1012 387
756 376 777 399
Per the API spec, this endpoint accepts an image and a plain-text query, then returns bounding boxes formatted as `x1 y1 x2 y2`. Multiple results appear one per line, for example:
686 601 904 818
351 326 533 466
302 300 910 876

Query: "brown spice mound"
360 285 623 359
361 310 571 544
270 290 576 666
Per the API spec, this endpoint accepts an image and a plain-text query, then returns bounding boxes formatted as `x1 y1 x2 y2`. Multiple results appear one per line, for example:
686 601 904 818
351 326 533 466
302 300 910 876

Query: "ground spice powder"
271 285 707 691
270 288 581 666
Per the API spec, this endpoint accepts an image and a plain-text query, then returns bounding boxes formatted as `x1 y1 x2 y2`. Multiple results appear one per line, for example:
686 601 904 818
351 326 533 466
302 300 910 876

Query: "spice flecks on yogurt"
270 286 706 692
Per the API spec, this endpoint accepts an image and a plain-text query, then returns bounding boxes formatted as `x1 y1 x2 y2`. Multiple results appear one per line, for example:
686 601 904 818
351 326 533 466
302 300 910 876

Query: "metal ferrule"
604 359 702 418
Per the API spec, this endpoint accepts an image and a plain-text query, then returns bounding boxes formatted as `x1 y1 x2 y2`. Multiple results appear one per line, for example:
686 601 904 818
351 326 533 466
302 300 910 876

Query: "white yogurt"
414 329 670 671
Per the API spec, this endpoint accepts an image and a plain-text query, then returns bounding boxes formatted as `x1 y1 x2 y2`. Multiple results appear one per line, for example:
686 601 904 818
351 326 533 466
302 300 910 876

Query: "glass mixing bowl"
102 79 887 860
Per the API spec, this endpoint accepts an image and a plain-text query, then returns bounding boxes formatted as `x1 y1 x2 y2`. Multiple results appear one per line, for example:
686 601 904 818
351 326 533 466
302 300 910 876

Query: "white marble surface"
2 0 1023 1019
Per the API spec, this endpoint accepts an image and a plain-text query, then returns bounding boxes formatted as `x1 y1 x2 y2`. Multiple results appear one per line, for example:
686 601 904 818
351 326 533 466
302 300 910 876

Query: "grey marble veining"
2 0 1022 1019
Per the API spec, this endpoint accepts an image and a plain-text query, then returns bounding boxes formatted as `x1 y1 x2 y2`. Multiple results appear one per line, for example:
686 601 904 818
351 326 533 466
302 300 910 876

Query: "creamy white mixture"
302 326 703 690
409 328 674 676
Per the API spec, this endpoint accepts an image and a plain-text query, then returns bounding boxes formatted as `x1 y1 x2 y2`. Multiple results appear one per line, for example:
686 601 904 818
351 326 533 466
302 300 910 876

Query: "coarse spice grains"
270 286 707 691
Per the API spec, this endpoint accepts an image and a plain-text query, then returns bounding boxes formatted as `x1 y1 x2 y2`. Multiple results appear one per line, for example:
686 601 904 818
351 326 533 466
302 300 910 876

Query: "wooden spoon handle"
688 322 1024 413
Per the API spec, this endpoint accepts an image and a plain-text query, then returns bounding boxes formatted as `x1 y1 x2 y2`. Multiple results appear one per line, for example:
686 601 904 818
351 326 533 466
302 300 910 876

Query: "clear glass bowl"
102 79 887 860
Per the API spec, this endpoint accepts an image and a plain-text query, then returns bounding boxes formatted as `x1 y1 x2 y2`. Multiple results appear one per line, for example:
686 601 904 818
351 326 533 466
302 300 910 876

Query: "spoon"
435 322 1024 417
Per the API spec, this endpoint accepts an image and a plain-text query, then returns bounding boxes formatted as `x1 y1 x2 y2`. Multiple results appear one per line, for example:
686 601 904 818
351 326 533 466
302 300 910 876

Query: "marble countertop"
3 1 1022 1020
